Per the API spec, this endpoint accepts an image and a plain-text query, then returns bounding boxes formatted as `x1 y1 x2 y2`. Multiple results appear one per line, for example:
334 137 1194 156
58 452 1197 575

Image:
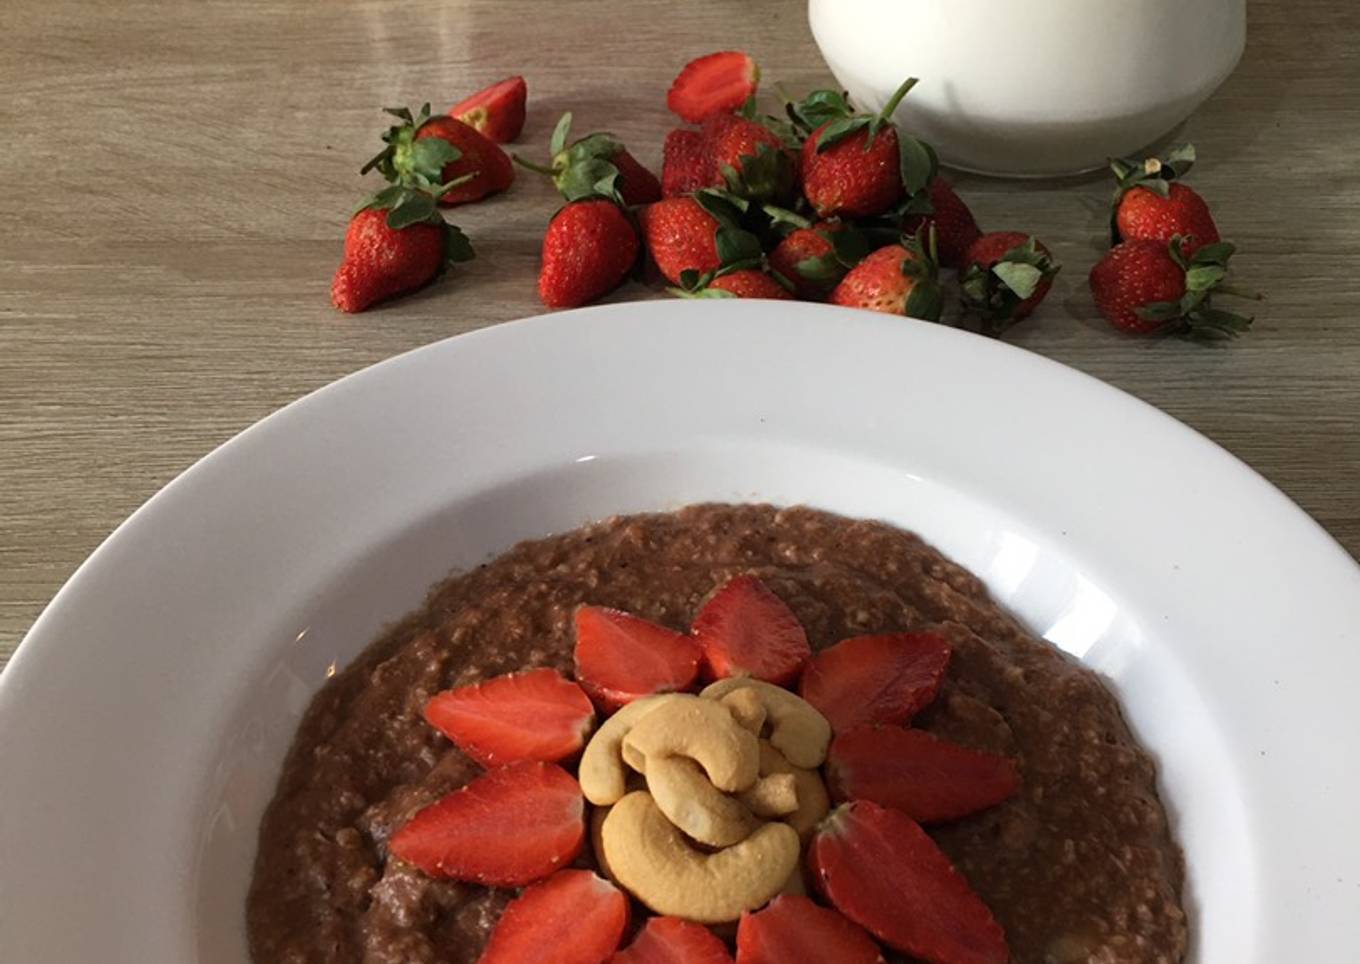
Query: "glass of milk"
808 0 1246 177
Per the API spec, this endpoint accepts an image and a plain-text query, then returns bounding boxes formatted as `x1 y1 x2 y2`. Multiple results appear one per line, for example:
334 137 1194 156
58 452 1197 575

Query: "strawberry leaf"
386 191 437 230
815 116 869 152
898 135 938 197
904 280 944 322
793 253 843 283
787 89 854 134
693 187 750 228
992 261 1044 300
1185 264 1227 292
443 223 475 264
549 113 573 158
715 226 763 266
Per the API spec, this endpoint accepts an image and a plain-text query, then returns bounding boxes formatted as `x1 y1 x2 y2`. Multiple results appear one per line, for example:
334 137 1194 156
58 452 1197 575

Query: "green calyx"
1134 235 1258 340
806 76 918 154
791 225 871 290
959 237 1061 334
719 141 797 204
361 104 464 192
669 263 792 300
900 224 944 322
512 112 631 206
356 183 475 265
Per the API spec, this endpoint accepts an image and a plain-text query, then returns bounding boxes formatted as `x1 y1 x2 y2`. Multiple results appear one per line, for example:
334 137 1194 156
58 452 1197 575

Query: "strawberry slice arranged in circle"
827 725 1019 823
799 632 951 733
691 574 812 685
736 894 885 963
389 761 584 885
480 869 629 964
424 668 596 767
573 606 703 711
810 801 1008 964
614 915 734 963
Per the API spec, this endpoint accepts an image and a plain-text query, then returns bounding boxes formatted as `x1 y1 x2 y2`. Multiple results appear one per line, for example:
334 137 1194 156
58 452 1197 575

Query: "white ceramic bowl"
1 302 1357 962
808 0 1246 176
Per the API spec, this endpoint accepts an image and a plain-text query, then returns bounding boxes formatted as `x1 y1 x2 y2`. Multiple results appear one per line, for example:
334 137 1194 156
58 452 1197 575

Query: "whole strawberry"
661 128 719 197
640 190 764 290
830 233 942 321
1089 236 1253 338
538 199 639 309
769 222 867 301
1110 144 1219 255
674 267 793 300
362 104 513 206
331 186 474 313
959 232 1060 333
795 78 935 220
515 113 661 207
901 177 981 269
449 75 527 144
702 113 795 202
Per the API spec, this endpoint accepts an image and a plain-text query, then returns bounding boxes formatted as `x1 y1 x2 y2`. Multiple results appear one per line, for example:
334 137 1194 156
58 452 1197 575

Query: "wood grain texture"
3 0 1359 670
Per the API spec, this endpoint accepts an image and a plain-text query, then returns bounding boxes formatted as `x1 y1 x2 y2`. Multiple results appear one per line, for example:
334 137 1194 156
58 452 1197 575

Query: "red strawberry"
573 605 702 711
691 574 811 685
331 192 474 313
538 199 639 309
810 801 1008 964
662 128 719 197
797 78 927 219
829 238 943 322
639 196 723 284
363 103 514 206
667 51 759 123
1110 144 1219 255
1089 237 1253 338
515 114 661 207
702 113 795 202
768 225 834 300
826 725 1020 823
901 178 982 269
450 75 527 144
614 916 734 964
958 232 1060 333
737 894 885 964
678 268 793 300
480 869 629 964
423 668 596 767
389 761 584 885
798 631 951 733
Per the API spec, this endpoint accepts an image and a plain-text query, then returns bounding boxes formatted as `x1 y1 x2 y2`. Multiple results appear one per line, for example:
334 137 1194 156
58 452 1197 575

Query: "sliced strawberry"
573 606 703 711
827 725 1019 823
798 632 951 733
736 894 885 964
691 575 811 685
389 761 584 885
481 869 629 964
424 668 596 767
810 801 1008 964
666 51 759 123
614 915 734 963
450 75 527 143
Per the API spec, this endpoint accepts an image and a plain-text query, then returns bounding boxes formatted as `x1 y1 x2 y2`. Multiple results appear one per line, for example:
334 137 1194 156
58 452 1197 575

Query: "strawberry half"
614 915 735 964
450 75 527 144
826 725 1020 823
423 668 596 767
798 631 951 733
736 894 885 964
480 869 629 964
691 574 812 685
810 801 1008 964
573 606 702 711
667 51 759 123
389 761 584 885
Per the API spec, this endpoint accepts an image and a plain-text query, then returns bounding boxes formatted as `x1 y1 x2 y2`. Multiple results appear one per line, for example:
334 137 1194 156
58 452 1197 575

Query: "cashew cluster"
582 686 832 922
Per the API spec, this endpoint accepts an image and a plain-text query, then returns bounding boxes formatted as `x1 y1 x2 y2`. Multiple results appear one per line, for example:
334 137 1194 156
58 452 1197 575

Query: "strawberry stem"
875 77 919 128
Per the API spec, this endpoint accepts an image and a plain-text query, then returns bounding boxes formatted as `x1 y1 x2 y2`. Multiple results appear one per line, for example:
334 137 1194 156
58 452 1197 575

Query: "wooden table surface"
3 0 1358 670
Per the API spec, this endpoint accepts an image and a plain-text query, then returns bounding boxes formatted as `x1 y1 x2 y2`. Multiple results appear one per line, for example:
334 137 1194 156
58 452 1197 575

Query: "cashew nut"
601 791 801 923
646 755 760 846
719 687 767 735
579 694 685 805
739 772 799 818
757 741 830 840
622 695 759 793
590 805 614 882
700 678 831 769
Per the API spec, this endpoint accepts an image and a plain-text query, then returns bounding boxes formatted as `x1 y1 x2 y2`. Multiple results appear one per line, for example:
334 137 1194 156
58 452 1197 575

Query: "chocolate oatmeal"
247 504 1187 963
